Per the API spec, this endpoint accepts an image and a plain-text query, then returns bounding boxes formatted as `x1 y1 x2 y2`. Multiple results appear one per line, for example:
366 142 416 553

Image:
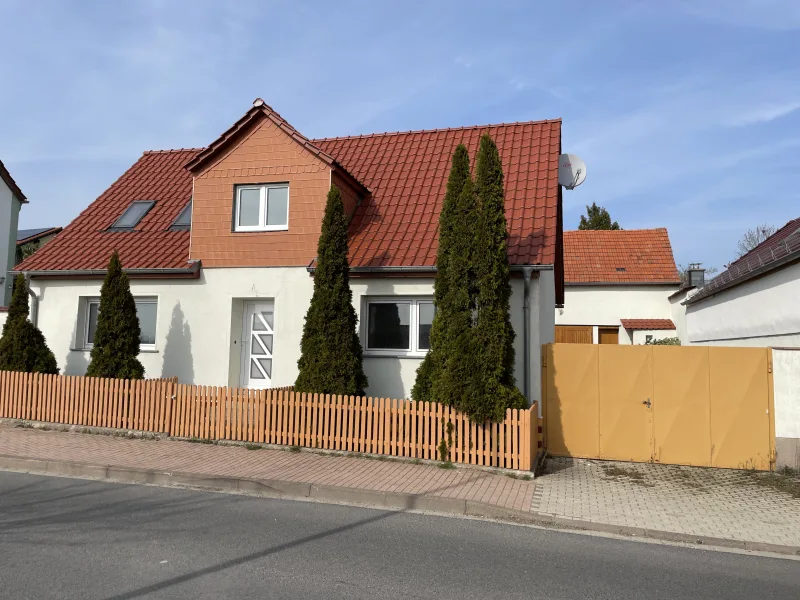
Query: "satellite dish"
558 153 586 190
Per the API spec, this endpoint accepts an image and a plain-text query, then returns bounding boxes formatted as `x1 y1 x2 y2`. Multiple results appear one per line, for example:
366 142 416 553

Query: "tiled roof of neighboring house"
15 149 199 272
620 318 676 330
314 120 562 267
563 228 681 284
17 227 62 245
0 158 27 202
685 216 800 305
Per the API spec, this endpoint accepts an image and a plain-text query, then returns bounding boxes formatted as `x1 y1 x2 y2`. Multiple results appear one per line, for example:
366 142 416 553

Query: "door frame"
239 300 275 389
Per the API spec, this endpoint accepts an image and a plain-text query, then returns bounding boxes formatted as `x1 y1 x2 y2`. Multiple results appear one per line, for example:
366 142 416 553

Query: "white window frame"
363 297 434 357
83 297 159 352
234 184 289 232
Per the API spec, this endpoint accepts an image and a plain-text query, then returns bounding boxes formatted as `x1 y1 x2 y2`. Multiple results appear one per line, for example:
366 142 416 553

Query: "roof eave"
16 227 63 245
684 250 800 306
0 159 27 202
11 260 202 280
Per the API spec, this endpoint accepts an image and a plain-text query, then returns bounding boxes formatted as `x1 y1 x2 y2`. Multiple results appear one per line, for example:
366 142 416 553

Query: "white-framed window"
83 297 158 351
364 298 435 357
234 184 289 232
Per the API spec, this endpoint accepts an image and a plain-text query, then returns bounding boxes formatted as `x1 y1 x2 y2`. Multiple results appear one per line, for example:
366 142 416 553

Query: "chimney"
687 263 705 288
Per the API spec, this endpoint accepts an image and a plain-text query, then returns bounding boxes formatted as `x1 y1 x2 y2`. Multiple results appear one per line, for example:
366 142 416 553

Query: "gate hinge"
768 361 772 373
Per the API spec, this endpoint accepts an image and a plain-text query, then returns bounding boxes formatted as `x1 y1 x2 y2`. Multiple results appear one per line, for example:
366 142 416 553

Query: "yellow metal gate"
542 344 775 470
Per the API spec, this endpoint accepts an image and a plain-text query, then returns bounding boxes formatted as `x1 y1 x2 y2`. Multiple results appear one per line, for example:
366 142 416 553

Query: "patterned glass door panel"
243 302 274 388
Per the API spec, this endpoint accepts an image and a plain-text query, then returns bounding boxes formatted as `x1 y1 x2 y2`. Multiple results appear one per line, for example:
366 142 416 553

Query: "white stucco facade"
352 269 554 404
0 177 22 306
29 267 555 406
30 267 315 388
556 285 680 344
773 349 800 469
685 262 800 347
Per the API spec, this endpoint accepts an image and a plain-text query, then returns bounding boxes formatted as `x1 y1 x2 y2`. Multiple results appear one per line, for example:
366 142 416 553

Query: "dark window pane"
112 201 154 229
238 188 261 227
87 303 99 345
417 302 435 350
135 301 157 345
172 202 192 228
368 303 410 350
266 186 288 226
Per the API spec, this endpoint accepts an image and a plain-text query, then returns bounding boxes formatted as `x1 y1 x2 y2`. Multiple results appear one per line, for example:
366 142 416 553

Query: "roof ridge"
143 148 205 155
311 117 562 143
565 227 668 233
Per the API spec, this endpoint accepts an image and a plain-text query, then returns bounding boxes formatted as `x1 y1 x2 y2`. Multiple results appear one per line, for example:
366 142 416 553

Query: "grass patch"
741 469 800 498
289 445 301 453
602 465 645 480
187 437 214 445
410 459 423 465
438 461 456 470
244 443 261 451
505 472 533 481
15 421 34 429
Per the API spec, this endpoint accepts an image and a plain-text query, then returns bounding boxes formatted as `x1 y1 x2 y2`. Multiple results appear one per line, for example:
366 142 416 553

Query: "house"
684 217 800 469
12 99 564 404
684 216 800 348
0 159 27 309
16 227 62 265
554 228 685 344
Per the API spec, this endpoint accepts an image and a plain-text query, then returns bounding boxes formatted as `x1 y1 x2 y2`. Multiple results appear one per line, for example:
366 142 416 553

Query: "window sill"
364 352 428 359
232 226 289 233
70 348 159 354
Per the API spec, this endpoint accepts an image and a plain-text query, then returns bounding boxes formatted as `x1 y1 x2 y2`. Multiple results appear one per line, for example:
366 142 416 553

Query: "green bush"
85 252 144 379
645 336 681 346
295 185 368 396
0 274 59 374
412 144 473 403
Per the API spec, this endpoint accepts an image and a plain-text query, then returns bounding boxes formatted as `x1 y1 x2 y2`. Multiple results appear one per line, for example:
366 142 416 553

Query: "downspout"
521 266 534 406
23 273 38 327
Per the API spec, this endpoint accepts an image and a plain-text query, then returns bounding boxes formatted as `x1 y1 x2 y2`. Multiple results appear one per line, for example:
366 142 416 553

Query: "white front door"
240 301 274 389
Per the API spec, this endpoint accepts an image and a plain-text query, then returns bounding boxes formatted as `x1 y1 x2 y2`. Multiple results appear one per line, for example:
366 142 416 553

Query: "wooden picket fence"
0 370 537 470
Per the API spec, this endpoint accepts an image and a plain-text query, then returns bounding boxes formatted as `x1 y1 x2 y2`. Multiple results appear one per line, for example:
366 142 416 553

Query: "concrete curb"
1 454 798 556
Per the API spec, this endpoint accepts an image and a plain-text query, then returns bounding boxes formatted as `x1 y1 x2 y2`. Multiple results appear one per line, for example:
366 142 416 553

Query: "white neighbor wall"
29 268 555 406
351 270 554 405
556 285 679 344
773 349 800 469
685 262 800 347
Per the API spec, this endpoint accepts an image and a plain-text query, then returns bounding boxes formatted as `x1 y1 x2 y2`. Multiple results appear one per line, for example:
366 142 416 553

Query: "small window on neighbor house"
170 202 192 230
645 335 654 343
234 184 289 232
84 298 158 350
365 298 435 356
109 201 155 230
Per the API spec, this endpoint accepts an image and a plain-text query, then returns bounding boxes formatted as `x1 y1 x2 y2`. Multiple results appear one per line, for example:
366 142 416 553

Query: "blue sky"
2 0 799 270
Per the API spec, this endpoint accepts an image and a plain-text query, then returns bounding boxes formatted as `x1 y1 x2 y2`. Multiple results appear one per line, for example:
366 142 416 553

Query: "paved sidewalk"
0 424 533 512
2 424 799 553
534 457 800 548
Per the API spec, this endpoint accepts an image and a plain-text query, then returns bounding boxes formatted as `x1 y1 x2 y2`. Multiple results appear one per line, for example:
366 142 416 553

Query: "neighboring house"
0 159 26 308
12 99 564 404
555 228 685 344
684 216 800 348
16 227 62 265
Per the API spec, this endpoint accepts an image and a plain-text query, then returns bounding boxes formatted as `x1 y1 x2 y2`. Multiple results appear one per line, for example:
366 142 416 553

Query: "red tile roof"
314 120 562 267
563 228 680 285
16 149 199 272
0 158 27 202
620 319 676 330
17 108 562 274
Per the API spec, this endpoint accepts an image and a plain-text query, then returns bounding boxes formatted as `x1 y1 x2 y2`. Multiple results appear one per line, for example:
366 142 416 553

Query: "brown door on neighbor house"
555 325 593 344
598 327 619 344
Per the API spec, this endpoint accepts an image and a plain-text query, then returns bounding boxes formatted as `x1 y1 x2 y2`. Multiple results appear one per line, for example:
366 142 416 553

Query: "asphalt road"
0 471 797 600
